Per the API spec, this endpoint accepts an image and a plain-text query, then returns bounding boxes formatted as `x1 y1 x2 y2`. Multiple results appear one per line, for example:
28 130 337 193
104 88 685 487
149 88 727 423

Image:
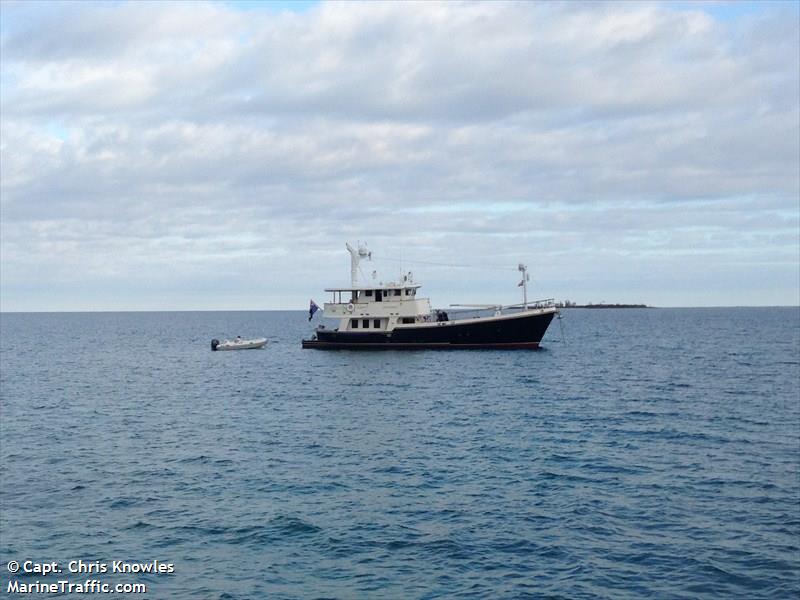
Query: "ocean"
1 308 798 598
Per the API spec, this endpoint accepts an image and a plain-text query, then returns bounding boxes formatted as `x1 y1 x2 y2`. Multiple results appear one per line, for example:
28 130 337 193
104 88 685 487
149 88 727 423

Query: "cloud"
1 0 798 310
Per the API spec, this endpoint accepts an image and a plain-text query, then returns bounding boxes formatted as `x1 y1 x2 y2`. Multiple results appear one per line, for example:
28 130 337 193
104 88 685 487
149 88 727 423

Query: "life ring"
347 303 355 312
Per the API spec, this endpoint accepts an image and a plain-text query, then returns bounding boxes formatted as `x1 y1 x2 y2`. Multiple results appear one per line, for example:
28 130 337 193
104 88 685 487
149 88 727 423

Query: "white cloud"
0 0 797 310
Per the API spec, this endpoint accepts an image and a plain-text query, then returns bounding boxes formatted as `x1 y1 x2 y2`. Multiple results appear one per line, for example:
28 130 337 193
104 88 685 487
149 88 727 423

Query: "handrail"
515 298 556 309
445 299 555 315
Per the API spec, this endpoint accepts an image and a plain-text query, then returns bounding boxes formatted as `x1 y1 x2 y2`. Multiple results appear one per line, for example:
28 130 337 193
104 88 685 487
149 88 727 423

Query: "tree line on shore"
555 300 648 308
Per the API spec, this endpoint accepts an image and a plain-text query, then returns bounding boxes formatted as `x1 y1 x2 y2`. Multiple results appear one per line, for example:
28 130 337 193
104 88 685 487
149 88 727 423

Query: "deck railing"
443 299 556 321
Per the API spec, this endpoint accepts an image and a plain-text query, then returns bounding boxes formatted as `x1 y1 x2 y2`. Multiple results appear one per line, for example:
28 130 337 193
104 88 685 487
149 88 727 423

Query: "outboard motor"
211 338 220 351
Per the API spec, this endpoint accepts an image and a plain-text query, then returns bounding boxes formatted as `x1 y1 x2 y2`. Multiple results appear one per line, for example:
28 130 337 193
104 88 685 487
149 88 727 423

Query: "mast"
345 242 371 287
518 263 530 308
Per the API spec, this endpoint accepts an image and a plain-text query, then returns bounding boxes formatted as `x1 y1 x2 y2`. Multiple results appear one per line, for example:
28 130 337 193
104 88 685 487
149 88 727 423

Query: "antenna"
518 263 529 308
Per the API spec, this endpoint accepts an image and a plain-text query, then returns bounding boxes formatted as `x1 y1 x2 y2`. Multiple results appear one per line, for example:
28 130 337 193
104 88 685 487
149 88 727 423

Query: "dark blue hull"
302 309 556 350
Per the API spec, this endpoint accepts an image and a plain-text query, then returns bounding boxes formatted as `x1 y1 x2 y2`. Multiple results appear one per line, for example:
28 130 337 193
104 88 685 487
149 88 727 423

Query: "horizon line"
2 305 799 315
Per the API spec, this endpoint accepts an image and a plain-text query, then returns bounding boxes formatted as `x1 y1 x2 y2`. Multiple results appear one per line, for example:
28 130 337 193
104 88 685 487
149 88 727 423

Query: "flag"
518 280 524 287
309 299 320 321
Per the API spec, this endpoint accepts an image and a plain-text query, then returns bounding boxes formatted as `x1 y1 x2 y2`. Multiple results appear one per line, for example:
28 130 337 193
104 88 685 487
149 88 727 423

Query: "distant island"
555 301 650 309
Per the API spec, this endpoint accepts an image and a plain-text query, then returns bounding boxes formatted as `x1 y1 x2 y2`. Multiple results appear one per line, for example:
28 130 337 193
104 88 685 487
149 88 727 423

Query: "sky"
1 0 798 311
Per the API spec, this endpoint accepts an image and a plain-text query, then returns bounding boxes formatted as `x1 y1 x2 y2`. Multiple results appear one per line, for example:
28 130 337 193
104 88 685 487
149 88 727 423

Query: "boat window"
373 319 381 328
394 289 401 296
401 317 415 324
365 290 373 297
351 319 359 329
362 319 369 329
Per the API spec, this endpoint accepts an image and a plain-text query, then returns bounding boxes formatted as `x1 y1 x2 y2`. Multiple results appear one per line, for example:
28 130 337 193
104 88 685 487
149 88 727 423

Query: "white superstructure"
322 243 433 333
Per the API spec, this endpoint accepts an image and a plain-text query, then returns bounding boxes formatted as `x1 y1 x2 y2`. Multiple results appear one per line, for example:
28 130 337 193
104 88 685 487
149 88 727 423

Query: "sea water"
1 308 798 598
